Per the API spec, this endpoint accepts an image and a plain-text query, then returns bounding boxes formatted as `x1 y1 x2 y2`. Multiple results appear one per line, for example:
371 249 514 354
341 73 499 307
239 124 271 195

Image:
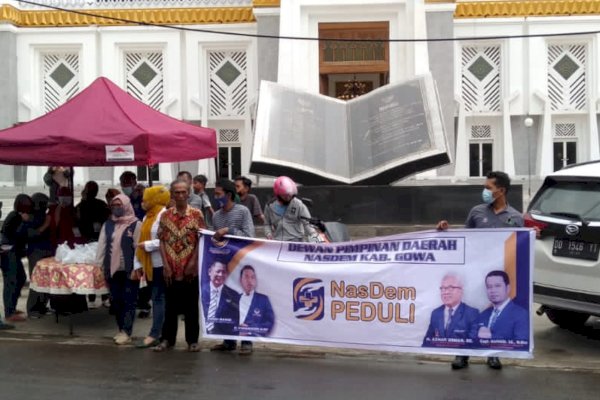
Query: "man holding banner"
154 180 205 353
195 170 532 362
438 171 524 370
210 179 255 355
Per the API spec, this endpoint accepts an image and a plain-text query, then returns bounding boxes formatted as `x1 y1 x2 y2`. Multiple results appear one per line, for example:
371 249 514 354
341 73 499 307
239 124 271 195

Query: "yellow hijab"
136 185 170 280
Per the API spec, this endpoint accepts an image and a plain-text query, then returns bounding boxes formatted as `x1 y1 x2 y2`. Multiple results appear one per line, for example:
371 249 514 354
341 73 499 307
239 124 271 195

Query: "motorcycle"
300 198 350 243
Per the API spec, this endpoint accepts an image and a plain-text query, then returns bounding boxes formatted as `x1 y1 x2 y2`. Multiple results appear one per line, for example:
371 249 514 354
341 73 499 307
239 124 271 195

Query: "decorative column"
0 29 18 185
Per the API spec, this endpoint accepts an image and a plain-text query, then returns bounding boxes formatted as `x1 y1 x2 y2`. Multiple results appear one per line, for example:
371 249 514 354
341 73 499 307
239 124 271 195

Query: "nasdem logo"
293 278 325 320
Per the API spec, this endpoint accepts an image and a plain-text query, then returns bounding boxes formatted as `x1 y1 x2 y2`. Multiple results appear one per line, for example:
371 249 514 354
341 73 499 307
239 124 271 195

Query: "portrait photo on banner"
200 237 275 339
421 230 530 352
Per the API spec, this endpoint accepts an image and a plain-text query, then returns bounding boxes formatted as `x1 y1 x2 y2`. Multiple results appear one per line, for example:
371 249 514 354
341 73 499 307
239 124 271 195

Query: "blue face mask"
273 202 287 216
112 207 125 218
122 186 133 196
482 188 495 204
215 196 228 209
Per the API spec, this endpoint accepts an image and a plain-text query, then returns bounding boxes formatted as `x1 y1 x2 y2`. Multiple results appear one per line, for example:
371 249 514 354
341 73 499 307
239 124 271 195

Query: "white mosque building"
0 0 599 189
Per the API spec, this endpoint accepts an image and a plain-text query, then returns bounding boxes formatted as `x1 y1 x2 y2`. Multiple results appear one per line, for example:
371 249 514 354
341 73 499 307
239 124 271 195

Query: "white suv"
525 160 600 329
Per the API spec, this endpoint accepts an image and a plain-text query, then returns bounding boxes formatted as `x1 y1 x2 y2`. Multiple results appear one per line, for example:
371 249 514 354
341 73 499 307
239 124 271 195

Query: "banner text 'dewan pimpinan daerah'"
280 237 465 264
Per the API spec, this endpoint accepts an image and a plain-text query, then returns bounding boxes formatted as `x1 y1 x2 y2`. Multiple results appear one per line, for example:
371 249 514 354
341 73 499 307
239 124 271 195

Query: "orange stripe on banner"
504 232 517 299
293 277 315 300
227 241 264 275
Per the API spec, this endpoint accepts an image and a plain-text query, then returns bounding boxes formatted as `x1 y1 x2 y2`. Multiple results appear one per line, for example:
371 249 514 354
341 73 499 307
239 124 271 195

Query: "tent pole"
147 165 153 187
69 167 74 204
213 157 219 182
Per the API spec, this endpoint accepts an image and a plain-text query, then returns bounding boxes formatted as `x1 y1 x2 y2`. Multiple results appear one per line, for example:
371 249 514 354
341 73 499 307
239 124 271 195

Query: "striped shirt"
212 204 255 238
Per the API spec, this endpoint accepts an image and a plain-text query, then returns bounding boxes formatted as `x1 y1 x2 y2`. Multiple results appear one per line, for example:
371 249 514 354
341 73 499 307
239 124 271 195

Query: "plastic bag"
80 242 98 264
56 242 99 265
54 242 71 263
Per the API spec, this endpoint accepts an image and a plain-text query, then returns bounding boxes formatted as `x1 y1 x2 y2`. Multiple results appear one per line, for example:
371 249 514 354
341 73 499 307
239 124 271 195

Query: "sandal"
136 337 160 349
187 343 201 352
152 340 172 352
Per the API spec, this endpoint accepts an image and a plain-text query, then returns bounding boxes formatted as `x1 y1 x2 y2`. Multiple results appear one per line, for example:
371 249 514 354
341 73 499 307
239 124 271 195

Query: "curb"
2 329 599 374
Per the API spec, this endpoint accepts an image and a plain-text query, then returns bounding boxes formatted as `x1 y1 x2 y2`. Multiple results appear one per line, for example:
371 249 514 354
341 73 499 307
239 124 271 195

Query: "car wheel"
544 307 590 329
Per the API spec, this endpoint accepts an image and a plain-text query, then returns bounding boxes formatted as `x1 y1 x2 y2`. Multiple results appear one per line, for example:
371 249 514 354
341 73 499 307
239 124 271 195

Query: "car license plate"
552 238 600 261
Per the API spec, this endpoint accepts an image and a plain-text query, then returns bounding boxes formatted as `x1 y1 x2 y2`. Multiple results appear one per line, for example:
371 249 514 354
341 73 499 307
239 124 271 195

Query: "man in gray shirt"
177 171 204 211
437 171 524 371
234 176 265 225
211 179 255 355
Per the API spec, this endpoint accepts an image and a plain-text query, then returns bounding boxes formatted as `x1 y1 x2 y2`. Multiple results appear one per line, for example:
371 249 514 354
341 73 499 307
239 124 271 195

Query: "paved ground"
0 338 598 400
1 262 600 399
1 283 600 373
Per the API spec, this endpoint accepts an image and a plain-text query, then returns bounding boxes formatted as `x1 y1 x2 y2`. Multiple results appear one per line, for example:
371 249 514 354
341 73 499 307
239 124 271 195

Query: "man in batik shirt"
154 179 205 352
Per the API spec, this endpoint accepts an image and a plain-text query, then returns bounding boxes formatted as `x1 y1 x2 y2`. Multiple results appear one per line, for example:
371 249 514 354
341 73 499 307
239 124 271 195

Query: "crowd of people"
1 168 527 369
0 170 316 357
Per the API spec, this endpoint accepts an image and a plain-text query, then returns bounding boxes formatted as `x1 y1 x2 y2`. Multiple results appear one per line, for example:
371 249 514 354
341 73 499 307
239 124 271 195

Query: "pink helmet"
273 176 297 197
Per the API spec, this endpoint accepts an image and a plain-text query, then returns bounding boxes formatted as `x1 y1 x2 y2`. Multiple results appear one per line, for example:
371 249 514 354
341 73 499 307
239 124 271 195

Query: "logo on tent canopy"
105 145 135 162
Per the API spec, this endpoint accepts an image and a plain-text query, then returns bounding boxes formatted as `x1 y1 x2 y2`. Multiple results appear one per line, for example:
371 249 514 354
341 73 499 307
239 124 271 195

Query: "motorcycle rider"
263 176 318 242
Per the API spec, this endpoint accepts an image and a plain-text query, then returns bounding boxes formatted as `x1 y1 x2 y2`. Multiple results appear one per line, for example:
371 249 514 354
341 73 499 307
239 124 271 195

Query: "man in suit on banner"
476 270 528 343
423 273 479 347
203 261 239 336
237 265 275 341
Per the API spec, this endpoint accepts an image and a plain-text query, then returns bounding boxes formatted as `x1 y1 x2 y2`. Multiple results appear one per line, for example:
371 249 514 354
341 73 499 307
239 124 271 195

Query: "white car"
525 160 600 329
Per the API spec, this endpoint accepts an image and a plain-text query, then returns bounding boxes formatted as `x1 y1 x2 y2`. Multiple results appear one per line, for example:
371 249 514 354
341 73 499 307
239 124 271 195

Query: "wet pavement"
0 338 598 400
2 282 600 371
2 220 600 399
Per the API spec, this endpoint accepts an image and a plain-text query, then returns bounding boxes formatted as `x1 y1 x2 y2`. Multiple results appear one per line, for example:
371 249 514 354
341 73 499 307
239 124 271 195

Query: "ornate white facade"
0 0 599 190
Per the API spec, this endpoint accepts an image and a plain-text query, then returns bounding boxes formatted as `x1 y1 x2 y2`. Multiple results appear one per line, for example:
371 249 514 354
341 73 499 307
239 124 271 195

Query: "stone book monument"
250 74 450 185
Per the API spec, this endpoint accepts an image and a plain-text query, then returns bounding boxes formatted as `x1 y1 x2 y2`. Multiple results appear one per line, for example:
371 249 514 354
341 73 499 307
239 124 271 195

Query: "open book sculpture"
250 74 451 185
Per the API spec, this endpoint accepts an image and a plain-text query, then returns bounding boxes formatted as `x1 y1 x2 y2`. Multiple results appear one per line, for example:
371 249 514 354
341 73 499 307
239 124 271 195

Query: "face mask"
122 186 134 196
482 189 495 205
112 207 125 218
273 202 287 216
215 196 228 209
58 196 72 206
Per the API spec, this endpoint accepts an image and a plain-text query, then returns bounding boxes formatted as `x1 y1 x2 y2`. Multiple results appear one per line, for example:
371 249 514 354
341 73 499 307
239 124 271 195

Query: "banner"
199 229 534 358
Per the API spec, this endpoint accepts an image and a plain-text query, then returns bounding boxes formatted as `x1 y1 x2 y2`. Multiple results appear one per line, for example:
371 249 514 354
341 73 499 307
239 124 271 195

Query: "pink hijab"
108 194 139 277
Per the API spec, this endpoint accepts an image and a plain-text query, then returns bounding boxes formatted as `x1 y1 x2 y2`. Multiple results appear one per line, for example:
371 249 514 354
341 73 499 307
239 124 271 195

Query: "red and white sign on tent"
105 145 135 162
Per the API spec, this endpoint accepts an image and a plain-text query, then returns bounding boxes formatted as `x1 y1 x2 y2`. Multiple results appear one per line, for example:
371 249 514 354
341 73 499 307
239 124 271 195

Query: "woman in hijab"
0 194 33 322
134 186 171 348
96 194 141 345
105 188 121 205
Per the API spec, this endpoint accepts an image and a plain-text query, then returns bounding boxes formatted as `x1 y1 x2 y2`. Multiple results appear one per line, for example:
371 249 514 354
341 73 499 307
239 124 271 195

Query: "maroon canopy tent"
0 77 217 166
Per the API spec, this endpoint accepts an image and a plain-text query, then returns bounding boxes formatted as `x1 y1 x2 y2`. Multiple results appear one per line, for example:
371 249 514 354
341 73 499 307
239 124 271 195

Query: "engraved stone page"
347 78 433 177
253 82 349 180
